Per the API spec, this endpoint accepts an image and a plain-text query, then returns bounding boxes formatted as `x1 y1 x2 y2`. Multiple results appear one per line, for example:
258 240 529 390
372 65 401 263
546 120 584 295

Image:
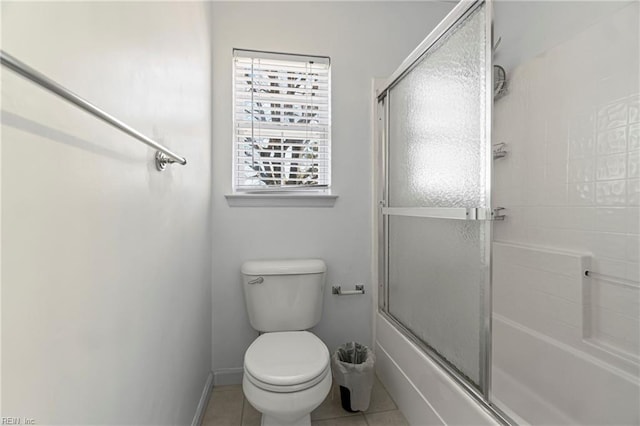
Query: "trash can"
331 342 375 412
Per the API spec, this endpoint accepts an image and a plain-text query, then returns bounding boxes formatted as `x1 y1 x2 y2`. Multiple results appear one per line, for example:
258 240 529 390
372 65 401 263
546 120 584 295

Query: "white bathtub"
493 314 640 425
375 313 497 425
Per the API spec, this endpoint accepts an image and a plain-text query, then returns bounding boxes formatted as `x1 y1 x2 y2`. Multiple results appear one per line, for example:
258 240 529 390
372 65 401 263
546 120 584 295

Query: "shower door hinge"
492 142 508 160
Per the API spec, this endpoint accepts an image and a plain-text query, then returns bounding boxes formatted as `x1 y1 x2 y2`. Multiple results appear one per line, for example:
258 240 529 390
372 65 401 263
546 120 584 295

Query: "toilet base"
261 413 310 426
243 371 331 426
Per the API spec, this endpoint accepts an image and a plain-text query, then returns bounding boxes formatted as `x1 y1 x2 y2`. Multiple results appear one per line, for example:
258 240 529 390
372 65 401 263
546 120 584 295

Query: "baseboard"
191 371 214 426
213 367 244 386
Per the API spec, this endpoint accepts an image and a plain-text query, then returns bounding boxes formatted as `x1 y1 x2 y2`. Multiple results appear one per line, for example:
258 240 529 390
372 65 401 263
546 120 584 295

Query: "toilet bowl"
243 331 331 426
240 259 330 426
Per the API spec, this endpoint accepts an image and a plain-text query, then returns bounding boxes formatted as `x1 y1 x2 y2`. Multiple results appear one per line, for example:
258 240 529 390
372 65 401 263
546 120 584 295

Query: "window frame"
231 48 332 195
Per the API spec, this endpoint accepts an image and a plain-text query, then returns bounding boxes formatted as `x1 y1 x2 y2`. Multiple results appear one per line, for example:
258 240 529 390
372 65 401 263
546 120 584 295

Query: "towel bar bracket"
155 151 184 171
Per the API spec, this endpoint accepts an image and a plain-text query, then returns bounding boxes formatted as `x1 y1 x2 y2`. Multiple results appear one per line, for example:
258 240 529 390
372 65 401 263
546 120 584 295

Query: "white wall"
492 2 639 424
1 2 212 424
210 1 455 382
493 0 632 72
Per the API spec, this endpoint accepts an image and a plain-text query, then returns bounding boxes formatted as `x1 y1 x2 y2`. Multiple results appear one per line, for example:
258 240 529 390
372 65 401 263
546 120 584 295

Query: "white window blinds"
233 49 331 191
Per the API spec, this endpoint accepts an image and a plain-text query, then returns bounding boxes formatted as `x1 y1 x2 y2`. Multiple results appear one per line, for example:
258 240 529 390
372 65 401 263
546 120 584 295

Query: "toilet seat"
244 331 330 393
244 363 330 393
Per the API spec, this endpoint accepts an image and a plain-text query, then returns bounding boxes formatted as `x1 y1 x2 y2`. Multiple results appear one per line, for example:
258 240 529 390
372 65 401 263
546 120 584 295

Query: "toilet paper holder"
332 285 365 295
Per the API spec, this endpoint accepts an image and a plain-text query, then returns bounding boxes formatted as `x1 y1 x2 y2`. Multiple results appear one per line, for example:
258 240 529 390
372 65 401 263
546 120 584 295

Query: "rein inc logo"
2 418 35 425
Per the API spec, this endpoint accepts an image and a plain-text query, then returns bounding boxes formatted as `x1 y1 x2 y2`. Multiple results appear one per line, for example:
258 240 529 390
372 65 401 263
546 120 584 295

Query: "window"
233 49 331 192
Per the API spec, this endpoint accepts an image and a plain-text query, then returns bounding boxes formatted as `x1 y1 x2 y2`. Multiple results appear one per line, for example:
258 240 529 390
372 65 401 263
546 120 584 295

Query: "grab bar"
584 270 639 289
0 50 186 171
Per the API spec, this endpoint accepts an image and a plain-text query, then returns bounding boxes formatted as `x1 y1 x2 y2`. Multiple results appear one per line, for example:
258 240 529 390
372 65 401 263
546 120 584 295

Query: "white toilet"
241 259 331 426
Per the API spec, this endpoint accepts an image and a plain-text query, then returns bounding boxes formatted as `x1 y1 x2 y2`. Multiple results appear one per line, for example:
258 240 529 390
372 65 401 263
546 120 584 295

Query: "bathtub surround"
1 2 212 424
492 2 640 423
210 1 455 385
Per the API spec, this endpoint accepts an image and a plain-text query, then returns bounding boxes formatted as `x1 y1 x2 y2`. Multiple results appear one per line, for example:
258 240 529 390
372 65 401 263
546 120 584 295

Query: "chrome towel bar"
0 50 186 171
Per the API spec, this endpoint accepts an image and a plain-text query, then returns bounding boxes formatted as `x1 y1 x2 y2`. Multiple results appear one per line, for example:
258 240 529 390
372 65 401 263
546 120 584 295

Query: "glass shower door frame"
375 0 508 421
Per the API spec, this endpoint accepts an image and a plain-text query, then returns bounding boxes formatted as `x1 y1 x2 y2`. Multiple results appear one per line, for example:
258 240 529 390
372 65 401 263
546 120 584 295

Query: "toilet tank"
241 259 327 332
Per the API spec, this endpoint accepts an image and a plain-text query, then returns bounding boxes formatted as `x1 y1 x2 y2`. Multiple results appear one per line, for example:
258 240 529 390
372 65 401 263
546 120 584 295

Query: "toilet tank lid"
242 259 326 276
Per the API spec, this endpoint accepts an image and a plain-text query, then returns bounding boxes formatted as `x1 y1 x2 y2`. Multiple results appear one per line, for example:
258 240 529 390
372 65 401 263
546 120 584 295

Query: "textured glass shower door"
377 0 493 396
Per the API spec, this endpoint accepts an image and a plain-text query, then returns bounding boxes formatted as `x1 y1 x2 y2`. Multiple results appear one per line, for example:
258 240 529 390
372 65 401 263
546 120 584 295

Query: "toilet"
241 259 331 426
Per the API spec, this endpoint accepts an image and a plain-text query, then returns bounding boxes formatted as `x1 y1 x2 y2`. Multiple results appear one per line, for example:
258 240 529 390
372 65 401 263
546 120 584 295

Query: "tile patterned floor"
201 375 409 426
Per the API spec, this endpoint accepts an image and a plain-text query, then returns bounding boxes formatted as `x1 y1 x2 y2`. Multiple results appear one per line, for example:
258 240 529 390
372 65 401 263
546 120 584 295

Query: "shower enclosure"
376 0 498 413
375 0 639 424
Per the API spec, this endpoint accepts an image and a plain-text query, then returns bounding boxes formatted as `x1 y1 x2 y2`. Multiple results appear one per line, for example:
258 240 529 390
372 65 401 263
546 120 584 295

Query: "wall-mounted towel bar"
584 270 639 289
0 50 186 171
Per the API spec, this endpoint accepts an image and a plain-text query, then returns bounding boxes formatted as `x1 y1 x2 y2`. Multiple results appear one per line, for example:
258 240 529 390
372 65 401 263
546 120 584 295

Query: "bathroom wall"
1 2 212 424
492 2 639 423
210 1 455 383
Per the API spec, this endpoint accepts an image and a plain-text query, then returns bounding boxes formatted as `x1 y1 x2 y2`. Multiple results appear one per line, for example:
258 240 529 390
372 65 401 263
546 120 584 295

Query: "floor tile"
311 383 360 421
202 388 243 426
364 410 409 426
201 374 406 425
311 413 368 426
364 376 397 414
241 397 261 426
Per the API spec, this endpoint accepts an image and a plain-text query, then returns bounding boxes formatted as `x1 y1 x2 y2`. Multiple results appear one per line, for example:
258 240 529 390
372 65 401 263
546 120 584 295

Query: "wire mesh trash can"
331 342 375 412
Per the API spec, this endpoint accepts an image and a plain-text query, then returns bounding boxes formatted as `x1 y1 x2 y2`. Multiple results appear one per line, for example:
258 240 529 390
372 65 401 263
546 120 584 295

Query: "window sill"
225 193 338 208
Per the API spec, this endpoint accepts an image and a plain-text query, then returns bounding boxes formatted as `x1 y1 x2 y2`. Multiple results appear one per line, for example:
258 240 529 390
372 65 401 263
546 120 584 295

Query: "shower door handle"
381 207 506 221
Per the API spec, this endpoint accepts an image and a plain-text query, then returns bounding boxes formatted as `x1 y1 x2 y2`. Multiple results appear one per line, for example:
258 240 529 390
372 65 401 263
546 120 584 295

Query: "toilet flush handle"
248 276 264 285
